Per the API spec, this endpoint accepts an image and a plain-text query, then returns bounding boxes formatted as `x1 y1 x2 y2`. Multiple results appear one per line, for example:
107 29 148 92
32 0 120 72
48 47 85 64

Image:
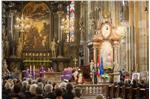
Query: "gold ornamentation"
102 10 111 19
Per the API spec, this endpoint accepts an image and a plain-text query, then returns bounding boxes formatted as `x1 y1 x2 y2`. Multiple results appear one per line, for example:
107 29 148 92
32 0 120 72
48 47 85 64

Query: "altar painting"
22 2 50 51
100 41 113 69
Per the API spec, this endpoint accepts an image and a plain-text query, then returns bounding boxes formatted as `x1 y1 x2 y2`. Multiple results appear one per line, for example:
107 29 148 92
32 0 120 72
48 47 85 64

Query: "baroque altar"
88 13 122 83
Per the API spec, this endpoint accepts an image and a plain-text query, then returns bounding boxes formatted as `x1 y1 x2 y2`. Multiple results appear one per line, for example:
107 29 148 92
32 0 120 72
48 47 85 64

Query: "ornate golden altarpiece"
18 2 52 70
16 2 71 72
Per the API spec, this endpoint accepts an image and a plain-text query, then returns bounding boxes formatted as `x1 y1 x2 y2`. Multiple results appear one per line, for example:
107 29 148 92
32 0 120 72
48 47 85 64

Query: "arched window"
62 1 75 43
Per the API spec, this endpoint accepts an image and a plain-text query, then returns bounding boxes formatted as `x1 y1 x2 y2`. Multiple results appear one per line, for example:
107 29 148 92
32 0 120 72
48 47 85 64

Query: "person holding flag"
99 56 107 82
99 56 110 82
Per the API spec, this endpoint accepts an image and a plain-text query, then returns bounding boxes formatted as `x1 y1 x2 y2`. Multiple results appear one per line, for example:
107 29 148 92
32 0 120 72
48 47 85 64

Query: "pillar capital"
57 11 64 17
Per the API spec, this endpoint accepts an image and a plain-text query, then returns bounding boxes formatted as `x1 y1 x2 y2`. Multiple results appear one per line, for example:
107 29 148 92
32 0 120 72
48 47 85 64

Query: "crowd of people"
116 79 149 88
118 69 149 88
2 60 148 99
2 78 83 99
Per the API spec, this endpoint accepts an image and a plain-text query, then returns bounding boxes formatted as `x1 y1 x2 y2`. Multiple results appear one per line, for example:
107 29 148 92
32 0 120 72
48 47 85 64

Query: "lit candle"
33 65 35 73
33 65 35 79
30 65 32 74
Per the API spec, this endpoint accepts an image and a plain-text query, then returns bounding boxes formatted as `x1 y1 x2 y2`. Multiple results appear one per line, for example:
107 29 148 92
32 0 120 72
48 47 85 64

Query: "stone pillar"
128 1 134 72
53 13 58 40
57 11 64 57
87 1 91 41
93 46 96 63
9 11 15 56
113 43 116 71
139 1 148 71
145 2 149 71
10 12 14 41
115 2 120 26
143 2 148 71
49 11 52 43
133 1 139 72
57 11 64 41
110 1 116 27
75 2 81 66
113 42 120 72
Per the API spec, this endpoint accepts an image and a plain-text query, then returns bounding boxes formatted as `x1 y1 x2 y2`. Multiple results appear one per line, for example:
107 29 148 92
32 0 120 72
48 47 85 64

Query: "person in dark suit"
63 83 75 99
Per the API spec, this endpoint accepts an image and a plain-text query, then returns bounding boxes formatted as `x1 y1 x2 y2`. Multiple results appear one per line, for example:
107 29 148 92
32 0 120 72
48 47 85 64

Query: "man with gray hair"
44 84 55 99
29 83 38 98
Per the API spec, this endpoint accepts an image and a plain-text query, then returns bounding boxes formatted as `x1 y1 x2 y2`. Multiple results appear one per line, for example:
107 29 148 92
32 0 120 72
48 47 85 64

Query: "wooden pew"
115 85 120 98
139 88 146 99
125 87 131 99
107 85 111 99
132 88 140 99
145 88 149 99
110 84 114 99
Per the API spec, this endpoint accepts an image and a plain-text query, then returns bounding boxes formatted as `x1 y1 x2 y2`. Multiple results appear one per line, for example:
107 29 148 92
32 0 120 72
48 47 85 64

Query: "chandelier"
14 13 31 32
14 2 31 33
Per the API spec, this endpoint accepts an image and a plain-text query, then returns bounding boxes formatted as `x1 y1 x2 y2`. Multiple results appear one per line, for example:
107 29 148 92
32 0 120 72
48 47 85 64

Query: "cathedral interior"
2 1 149 99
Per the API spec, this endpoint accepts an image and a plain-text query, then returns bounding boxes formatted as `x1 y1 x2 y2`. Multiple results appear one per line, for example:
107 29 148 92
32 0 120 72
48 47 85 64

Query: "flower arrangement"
104 65 113 69
101 73 109 79
101 73 110 82
104 66 113 73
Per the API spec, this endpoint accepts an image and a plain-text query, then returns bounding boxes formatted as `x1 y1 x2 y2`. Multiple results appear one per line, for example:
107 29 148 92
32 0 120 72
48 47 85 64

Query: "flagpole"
95 48 98 84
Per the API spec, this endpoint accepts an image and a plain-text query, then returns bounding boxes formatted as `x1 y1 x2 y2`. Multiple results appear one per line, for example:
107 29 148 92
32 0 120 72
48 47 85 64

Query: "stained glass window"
62 1 75 42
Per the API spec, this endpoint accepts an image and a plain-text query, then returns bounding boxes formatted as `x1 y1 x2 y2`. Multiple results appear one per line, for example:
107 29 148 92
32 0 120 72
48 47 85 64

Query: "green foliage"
101 73 109 79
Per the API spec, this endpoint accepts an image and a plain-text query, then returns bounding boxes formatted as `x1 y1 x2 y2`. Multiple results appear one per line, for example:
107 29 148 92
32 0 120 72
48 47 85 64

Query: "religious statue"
51 38 56 57
90 60 95 72
42 36 47 48
2 60 10 77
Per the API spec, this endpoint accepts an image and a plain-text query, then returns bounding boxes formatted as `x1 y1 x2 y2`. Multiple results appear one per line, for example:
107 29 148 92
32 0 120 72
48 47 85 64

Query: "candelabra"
14 14 31 33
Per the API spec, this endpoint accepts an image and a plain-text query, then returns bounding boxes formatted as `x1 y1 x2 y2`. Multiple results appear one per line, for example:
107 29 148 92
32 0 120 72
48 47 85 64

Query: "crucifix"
73 57 78 67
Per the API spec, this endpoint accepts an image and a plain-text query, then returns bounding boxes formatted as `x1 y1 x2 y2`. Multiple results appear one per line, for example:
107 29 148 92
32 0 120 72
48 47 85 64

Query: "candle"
33 65 35 79
30 65 32 74
33 65 35 73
